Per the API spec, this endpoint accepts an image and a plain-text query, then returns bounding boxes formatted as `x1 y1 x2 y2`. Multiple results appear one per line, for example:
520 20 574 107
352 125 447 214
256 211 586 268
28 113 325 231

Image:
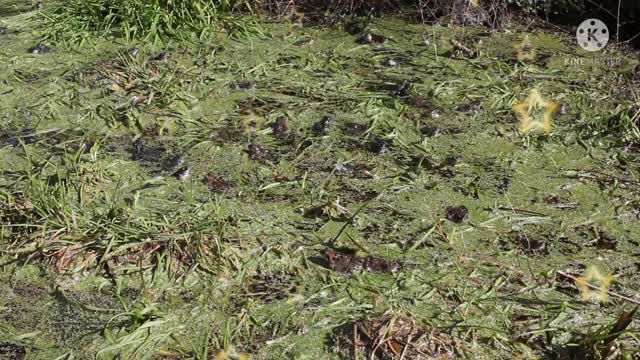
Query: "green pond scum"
1 2 640 360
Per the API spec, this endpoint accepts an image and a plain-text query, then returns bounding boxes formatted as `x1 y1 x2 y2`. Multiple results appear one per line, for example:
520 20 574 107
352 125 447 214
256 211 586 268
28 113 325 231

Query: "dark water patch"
0 24 20 35
404 94 431 108
0 199 41 243
410 155 458 174
173 166 190 181
126 47 139 57
27 43 52 55
311 115 334 135
247 143 270 161
419 118 464 137
203 173 232 193
382 81 412 97
366 137 390 154
463 157 514 195
355 32 386 44
322 248 400 275
0 128 38 147
0 342 26 360
12 67 54 82
229 80 256 91
70 57 122 88
429 108 443 119
514 233 549 255
49 290 118 346
293 38 315 46
237 96 284 114
330 162 374 179
244 272 299 303
2 286 47 331
2 282 116 348
276 54 302 68
9 282 47 299
270 115 289 138
575 225 618 250
445 206 468 223
129 137 185 175
361 206 415 245
150 51 169 62
0 1 32 18
212 126 244 143
332 179 378 202
275 85 328 103
119 287 141 300
0 128 89 153
540 194 578 209
454 100 482 115
420 124 445 137
341 121 368 136
344 17 367 35
381 57 400 66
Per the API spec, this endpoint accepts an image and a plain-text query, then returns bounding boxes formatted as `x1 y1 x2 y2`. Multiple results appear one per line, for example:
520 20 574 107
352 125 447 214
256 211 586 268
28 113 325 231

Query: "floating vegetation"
2 5 640 359
332 313 455 359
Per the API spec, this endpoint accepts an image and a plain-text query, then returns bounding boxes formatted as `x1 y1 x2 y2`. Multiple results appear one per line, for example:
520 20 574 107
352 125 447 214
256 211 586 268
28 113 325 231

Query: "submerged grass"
1 3 640 359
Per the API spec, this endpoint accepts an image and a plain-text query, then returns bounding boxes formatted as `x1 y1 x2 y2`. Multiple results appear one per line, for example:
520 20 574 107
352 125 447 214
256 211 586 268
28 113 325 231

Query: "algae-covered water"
1 4 640 359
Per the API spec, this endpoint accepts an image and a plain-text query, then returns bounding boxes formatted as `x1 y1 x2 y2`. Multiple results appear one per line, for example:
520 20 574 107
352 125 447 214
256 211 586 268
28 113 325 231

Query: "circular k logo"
577 19 609 52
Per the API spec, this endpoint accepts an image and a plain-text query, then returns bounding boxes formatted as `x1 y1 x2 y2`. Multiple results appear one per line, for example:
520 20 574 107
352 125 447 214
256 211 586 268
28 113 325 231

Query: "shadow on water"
0 1 32 18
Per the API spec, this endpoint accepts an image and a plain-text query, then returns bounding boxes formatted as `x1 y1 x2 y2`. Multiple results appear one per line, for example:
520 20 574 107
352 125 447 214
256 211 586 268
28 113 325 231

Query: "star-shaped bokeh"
575 266 613 303
513 88 559 134
514 35 536 62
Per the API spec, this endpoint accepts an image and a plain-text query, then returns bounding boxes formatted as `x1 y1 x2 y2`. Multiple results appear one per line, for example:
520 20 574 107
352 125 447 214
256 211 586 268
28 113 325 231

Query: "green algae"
1 8 640 359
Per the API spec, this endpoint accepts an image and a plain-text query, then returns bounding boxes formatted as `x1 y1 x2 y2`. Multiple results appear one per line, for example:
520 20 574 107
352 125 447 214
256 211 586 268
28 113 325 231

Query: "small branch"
496 206 546 217
450 39 477 58
616 0 621 43
557 271 640 306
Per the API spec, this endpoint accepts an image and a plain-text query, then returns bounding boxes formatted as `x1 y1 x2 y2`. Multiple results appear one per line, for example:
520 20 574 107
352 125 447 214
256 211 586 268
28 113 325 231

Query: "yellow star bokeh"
514 35 536 62
470 0 480 7
214 348 253 360
513 88 559 135
575 266 613 303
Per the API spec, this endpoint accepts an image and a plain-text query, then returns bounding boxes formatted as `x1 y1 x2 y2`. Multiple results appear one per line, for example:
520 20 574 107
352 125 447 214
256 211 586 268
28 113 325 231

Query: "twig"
399 334 412 360
584 0 617 18
496 206 546 217
561 168 640 186
557 271 640 306
353 323 358 359
621 31 640 44
616 0 621 43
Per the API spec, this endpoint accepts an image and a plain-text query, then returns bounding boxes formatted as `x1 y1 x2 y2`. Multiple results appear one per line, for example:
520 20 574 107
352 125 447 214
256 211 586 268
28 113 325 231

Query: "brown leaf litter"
323 249 401 275
333 313 455 359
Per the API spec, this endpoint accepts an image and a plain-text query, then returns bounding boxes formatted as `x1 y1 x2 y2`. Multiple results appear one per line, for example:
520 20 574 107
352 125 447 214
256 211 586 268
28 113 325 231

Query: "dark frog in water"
455 100 482 115
28 43 53 54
